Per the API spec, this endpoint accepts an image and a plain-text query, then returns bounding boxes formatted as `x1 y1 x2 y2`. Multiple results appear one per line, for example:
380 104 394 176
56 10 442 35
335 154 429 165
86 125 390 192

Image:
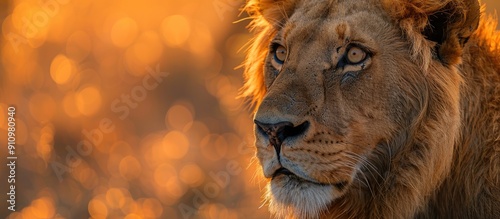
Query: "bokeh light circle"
165 104 194 131
161 15 190 47
75 86 102 116
31 197 56 218
88 198 108 218
111 17 138 48
179 163 205 187
50 54 76 85
119 156 142 180
161 131 190 159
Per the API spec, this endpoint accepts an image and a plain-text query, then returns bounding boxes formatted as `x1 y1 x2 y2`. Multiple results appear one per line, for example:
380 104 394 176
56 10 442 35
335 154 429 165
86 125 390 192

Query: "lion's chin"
266 175 337 219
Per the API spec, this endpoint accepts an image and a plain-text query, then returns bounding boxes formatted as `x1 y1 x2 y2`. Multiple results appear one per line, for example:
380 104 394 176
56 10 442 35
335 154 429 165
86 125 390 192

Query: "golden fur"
241 0 500 218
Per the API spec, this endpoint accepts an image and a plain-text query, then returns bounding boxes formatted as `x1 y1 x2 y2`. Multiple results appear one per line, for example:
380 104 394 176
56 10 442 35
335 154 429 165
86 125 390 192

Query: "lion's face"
251 0 430 217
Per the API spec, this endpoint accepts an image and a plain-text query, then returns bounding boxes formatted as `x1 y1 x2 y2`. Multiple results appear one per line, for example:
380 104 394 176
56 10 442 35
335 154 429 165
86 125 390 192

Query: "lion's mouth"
272 167 294 178
272 167 348 190
272 167 328 186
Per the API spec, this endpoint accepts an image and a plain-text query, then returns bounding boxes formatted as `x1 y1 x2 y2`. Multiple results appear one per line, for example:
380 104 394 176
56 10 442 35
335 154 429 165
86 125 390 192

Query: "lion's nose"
254 120 309 156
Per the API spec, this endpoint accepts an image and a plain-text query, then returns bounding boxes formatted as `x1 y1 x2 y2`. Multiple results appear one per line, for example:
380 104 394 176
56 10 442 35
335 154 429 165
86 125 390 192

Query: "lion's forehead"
291 0 384 23
283 0 389 51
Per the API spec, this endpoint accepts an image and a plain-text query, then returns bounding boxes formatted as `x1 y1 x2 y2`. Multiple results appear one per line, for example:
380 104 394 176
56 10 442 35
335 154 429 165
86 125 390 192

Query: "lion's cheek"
307 164 357 186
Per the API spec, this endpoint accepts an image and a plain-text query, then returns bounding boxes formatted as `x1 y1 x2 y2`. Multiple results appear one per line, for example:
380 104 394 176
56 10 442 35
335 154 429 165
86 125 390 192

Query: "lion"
240 0 500 218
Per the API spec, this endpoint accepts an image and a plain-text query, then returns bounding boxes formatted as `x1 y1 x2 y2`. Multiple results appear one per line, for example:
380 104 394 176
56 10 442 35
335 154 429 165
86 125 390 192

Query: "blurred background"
0 0 498 218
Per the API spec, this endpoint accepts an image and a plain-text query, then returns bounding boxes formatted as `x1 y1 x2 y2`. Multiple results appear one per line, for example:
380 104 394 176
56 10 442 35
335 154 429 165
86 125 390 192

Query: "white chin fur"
266 176 335 219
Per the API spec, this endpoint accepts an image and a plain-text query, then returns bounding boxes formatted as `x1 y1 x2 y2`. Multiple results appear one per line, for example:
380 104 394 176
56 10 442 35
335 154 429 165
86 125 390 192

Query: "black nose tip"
254 120 309 155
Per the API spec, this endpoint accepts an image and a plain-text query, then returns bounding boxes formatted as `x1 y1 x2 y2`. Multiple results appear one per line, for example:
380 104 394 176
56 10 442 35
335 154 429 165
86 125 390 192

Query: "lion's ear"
422 0 480 65
246 0 297 28
384 0 481 66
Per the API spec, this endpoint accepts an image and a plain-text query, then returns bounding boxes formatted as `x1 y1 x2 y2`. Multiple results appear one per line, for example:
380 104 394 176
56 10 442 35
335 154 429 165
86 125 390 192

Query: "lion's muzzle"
254 120 309 158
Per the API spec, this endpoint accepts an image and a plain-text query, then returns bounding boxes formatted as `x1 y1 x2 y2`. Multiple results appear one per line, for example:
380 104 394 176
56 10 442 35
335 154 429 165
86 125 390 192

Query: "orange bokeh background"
0 0 498 218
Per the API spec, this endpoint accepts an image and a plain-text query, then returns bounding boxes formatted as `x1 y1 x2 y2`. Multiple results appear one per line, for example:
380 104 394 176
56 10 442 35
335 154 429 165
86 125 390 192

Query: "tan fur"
242 0 500 218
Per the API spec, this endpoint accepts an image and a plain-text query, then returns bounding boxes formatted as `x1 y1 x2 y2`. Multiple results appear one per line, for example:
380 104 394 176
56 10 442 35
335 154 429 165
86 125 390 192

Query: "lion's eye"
274 45 287 63
346 47 367 64
271 45 287 70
